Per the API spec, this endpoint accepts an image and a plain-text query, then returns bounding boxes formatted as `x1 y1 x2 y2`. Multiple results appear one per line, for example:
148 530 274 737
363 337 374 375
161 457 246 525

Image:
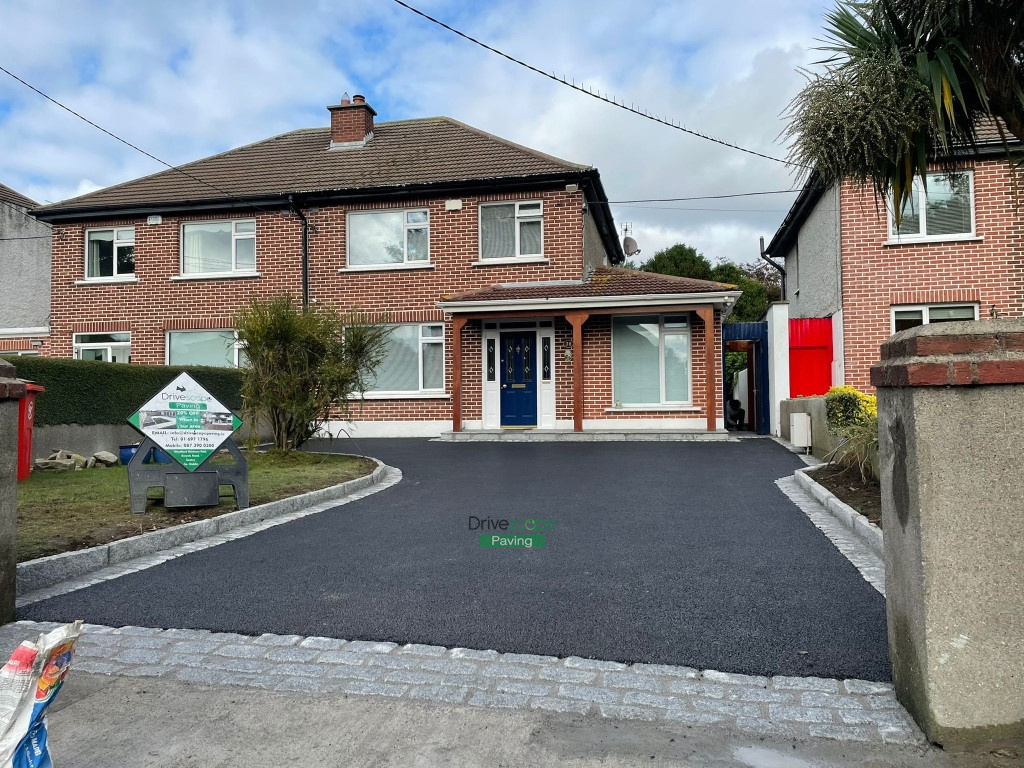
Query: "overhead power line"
603 189 801 204
391 0 806 169
0 234 51 241
0 64 273 215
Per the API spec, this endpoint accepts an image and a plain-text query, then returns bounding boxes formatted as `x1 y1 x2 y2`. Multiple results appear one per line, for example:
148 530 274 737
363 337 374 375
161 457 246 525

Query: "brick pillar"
0 360 27 623
871 319 1024 749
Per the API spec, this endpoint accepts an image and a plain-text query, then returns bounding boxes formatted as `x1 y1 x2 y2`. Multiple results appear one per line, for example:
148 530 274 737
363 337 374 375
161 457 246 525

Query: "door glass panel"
486 339 496 381
541 337 551 381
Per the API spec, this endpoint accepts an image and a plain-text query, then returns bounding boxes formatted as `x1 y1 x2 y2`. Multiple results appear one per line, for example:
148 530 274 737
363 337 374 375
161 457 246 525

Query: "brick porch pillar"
0 360 27 623
871 319 1024 749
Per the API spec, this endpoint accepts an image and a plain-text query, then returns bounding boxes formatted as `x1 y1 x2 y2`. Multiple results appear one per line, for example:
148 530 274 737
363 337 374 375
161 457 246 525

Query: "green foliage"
724 351 748 397
234 295 389 451
825 386 880 481
0 355 242 427
640 244 713 281
786 0 1024 221
638 244 781 323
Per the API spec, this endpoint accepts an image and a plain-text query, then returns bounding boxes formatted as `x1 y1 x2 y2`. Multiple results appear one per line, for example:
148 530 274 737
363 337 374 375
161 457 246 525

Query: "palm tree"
785 0 1024 222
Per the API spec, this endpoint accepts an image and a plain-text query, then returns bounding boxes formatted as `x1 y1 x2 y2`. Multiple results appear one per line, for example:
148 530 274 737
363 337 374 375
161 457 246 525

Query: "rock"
34 458 76 473
93 451 118 467
86 457 96 469
70 453 87 468
53 450 71 460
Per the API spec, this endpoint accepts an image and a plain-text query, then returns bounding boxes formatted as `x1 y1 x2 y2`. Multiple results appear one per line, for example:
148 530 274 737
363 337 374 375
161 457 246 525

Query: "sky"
0 0 833 264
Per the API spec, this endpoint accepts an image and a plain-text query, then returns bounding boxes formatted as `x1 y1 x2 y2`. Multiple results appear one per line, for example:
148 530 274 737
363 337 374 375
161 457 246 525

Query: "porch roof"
439 267 741 314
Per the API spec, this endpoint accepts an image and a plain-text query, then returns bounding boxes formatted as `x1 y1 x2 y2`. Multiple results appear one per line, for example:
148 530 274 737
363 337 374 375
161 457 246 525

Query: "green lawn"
17 451 376 563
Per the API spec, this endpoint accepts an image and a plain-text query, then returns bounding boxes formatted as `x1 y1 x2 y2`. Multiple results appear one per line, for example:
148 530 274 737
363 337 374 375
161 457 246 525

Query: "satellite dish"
623 236 641 257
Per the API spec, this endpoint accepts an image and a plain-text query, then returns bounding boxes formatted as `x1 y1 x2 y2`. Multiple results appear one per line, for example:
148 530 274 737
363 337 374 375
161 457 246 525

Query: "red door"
790 318 833 397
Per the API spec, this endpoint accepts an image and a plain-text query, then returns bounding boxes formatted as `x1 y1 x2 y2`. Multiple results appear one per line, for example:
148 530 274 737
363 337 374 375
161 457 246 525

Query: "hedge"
1 356 243 427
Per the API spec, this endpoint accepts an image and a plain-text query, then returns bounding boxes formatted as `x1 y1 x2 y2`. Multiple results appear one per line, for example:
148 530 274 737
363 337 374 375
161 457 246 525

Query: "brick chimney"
327 93 376 148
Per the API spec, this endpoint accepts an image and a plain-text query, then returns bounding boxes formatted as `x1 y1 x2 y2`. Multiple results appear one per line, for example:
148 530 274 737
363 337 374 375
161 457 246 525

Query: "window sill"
339 263 434 273
472 257 549 267
171 272 260 281
74 277 139 286
354 392 451 400
884 235 983 247
605 405 700 413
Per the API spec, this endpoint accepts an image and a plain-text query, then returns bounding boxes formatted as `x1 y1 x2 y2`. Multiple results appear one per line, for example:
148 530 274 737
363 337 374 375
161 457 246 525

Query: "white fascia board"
438 291 743 314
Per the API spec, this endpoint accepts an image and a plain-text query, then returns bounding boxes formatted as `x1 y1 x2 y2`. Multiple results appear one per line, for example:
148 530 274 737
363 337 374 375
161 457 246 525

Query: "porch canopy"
438 267 741 433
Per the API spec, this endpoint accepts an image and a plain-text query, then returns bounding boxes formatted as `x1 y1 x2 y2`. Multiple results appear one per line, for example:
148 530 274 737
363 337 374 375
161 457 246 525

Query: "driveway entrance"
20 439 890 681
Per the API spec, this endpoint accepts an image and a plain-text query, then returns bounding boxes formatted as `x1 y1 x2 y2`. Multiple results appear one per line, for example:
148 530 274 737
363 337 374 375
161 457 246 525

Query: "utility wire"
391 0 806 169
604 189 801 203
0 64 275 215
0 234 51 241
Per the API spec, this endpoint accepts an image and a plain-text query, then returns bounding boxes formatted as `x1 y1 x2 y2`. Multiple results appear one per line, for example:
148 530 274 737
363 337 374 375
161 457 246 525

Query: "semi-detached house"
31 95 740 437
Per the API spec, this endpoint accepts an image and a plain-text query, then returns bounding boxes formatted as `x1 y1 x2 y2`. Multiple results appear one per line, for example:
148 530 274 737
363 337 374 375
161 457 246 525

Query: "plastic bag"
0 621 83 768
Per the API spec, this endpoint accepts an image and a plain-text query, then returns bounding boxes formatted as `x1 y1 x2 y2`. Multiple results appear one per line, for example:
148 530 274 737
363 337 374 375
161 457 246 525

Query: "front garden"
812 386 881 526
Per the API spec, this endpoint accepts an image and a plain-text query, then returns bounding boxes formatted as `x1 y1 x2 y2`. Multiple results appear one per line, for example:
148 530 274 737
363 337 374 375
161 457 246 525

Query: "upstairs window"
890 172 974 241
182 220 256 275
347 210 429 267
480 201 543 259
86 227 135 279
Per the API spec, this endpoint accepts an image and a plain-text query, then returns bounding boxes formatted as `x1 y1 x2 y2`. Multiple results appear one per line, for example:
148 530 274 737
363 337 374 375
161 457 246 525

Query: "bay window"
612 315 692 406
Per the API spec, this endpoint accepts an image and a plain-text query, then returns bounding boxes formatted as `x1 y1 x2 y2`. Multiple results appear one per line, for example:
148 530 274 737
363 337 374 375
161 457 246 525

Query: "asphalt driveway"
20 438 890 681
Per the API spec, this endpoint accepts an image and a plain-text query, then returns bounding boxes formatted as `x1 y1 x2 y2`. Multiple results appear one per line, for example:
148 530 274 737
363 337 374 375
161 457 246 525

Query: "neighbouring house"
0 183 51 354
766 121 1023 393
31 94 740 436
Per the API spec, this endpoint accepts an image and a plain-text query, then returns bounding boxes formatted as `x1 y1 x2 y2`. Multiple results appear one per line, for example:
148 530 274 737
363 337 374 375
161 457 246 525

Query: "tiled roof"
36 118 590 213
0 182 37 209
446 267 736 303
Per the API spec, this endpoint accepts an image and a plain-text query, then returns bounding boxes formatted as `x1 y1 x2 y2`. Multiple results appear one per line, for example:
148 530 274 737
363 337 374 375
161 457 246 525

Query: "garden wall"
780 396 837 459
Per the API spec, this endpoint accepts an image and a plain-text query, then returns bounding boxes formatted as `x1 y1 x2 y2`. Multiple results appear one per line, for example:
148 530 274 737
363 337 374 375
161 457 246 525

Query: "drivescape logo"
470 516 555 549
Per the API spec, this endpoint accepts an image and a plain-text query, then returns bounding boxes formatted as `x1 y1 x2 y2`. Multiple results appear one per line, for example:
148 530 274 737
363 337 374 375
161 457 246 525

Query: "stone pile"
33 449 119 473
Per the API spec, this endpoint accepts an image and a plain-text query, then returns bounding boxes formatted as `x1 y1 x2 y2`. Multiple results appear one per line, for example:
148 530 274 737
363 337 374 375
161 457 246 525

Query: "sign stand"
127 436 249 514
125 373 249 515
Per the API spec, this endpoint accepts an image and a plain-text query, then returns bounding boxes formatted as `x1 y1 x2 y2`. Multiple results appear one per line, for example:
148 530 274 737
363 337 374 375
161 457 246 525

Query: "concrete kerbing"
794 466 884 560
17 458 390 596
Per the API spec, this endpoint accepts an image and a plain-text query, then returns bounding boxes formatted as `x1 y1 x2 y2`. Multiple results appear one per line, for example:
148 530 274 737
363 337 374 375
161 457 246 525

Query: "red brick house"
31 95 739 436
766 123 1023 392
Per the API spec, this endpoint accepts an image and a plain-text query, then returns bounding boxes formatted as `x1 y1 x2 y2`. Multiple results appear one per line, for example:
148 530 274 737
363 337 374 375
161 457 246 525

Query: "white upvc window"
889 171 976 242
347 209 429 267
479 201 543 260
181 219 256 275
611 315 692 406
891 303 979 334
85 227 135 279
166 330 245 368
73 332 131 363
366 324 444 394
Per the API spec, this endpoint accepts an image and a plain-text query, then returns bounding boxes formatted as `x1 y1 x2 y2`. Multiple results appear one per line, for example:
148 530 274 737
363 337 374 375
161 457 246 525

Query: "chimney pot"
353 94 366 104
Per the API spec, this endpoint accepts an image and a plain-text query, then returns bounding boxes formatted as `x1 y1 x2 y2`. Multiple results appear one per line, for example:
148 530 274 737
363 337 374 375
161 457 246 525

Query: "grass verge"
17 451 376 563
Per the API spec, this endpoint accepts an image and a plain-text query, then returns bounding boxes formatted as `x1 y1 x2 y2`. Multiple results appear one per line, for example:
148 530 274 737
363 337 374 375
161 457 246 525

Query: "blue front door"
500 331 538 427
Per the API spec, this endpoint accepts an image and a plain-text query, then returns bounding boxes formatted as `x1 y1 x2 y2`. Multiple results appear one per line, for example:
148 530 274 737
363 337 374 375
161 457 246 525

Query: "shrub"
234 295 389 451
824 386 879 481
0 355 243 426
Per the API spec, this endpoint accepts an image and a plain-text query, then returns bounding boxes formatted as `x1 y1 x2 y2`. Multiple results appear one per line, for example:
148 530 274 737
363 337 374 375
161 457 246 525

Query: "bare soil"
810 464 882 528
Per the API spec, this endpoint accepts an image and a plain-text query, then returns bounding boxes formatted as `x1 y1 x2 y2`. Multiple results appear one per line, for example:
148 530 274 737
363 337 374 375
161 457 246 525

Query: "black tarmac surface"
21 438 891 681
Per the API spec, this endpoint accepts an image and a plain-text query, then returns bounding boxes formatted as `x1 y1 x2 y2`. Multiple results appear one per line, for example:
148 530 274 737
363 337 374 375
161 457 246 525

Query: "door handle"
501 384 508 389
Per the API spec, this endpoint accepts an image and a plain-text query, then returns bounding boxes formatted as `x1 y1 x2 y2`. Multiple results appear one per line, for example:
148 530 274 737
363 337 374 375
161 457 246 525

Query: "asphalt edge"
17 457 389 596
793 466 884 560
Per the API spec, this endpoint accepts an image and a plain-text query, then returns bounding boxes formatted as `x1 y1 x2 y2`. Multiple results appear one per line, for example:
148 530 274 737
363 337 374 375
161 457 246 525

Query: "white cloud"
0 0 831 262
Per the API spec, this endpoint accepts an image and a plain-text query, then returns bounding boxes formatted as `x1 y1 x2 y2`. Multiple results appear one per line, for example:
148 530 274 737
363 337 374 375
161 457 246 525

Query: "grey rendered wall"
0 204 50 331
783 184 841 319
582 209 609 270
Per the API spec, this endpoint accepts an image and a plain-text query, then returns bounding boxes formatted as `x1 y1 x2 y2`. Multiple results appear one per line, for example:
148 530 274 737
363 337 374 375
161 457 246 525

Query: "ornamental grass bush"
824 385 879 482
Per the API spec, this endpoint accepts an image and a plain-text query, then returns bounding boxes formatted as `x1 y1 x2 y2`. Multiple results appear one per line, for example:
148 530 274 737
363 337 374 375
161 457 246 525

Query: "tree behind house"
234 295 388 451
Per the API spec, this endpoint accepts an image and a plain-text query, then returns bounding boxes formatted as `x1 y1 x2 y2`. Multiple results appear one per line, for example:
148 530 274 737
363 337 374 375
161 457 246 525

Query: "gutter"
438 290 742 314
289 194 310 309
